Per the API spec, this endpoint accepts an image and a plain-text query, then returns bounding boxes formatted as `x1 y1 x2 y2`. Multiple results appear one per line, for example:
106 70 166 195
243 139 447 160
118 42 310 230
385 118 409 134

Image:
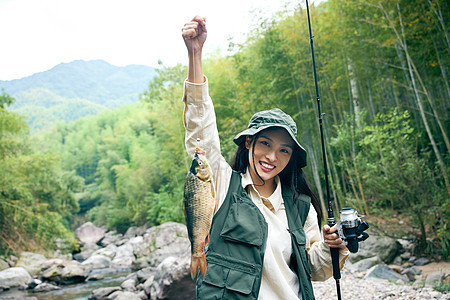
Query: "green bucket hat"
233 108 307 168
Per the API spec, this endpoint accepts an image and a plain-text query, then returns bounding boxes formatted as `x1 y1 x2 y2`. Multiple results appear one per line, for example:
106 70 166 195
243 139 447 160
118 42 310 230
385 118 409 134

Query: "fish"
183 139 216 279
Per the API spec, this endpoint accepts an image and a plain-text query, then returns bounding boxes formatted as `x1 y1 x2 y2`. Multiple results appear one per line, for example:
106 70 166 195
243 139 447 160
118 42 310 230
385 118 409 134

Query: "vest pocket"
219 194 264 247
291 228 312 279
198 254 258 299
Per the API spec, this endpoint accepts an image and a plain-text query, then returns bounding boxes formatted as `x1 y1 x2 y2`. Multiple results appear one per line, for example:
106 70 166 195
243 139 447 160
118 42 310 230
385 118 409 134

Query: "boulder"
152 252 195 300
32 282 61 292
347 256 383 273
112 243 134 268
349 235 402 264
16 252 47 276
134 222 189 268
89 286 121 300
0 259 9 271
82 255 112 270
75 222 106 245
364 265 409 283
0 267 32 289
99 232 123 247
41 259 90 284
108 291 142 300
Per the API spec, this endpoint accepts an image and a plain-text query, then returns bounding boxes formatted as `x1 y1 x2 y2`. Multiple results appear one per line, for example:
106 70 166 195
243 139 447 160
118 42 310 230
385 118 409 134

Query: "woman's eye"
281 149 290 154
260 141 270 147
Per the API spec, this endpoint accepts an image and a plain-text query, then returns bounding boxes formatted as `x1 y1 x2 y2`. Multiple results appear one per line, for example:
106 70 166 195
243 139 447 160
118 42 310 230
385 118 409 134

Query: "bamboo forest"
1 0 449 261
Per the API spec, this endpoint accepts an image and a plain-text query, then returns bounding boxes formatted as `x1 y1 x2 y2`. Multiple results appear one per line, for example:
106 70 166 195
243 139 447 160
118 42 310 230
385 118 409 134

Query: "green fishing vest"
196 171 315 299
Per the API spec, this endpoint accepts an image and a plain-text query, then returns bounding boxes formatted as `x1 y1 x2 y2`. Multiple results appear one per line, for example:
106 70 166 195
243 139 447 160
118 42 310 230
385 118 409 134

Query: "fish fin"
182 200 186 215
190 254 199 280
199 253 207 278
190 253 207 280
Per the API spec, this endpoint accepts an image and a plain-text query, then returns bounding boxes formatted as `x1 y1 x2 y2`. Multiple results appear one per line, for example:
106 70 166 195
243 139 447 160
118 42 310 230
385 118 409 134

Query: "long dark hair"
231 130 323 228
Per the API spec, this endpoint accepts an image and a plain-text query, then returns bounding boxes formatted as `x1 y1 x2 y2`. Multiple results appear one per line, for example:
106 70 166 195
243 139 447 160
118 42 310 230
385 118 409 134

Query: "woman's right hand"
182 16 207 55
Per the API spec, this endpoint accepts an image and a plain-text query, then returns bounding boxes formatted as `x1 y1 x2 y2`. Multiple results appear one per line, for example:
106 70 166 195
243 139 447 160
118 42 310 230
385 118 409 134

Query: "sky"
0 0 321 80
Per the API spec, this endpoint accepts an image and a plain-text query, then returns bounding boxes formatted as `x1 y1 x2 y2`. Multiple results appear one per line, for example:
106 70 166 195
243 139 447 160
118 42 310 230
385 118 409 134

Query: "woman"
181 16 349 300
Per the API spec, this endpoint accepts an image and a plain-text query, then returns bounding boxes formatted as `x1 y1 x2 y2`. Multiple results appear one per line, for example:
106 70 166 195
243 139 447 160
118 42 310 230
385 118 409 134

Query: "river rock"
112 243 134 268
0 259 9 271
32 282 61 292
349 234 402 264
152 252 195 300
82 255 112 270
108 291 142 300
347 256 383 273
89 286 121 300
75 222 106 245
15 252 47 276
0 267 32 289
99 232 123 247
93 244 118 259
364 265 409 283
134 222 189 268
41 259 90 284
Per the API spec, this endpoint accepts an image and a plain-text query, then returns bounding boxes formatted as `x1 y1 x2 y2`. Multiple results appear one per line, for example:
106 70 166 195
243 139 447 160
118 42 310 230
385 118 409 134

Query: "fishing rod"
304 2 370 299
304 1 342 299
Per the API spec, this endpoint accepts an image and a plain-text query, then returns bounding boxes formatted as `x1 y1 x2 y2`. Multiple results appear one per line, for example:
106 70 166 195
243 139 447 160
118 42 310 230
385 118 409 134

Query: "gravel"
312 269 449 300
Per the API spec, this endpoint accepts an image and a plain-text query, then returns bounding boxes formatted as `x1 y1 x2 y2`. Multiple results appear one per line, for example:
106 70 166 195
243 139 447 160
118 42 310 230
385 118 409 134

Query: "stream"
0 269 131 300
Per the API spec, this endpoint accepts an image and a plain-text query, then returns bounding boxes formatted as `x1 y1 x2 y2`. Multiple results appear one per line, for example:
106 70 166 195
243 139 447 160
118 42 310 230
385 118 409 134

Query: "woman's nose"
266 150 277 162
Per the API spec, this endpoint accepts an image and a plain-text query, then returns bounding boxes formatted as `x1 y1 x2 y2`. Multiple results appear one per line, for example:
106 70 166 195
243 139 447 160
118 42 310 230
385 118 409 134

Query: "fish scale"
183 145 216 280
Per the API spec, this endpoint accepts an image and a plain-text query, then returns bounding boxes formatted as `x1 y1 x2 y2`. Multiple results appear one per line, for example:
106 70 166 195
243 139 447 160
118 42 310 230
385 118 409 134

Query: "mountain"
0 59 157 131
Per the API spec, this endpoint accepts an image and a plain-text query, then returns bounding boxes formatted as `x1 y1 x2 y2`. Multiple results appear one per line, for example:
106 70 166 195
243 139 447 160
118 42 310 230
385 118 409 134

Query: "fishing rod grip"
327 217 341 280
330 247 341 280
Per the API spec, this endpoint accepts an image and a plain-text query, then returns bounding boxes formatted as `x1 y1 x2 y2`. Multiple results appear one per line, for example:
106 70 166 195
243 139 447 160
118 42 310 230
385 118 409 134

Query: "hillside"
0 59 157 130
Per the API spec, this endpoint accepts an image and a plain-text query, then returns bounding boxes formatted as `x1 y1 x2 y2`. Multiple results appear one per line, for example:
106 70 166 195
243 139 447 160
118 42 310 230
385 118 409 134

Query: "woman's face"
246 128 295 186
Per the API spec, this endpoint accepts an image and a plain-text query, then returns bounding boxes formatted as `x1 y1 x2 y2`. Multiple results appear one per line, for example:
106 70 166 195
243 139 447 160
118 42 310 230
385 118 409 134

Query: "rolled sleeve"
304 206 349 281
182 77 232 210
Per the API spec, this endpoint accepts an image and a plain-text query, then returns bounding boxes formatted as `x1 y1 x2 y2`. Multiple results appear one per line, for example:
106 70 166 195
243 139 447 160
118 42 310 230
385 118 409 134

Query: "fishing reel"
337 208 369 253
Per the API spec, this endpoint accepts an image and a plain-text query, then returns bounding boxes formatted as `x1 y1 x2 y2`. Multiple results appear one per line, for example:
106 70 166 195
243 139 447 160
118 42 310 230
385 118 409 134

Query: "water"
0 269 131 300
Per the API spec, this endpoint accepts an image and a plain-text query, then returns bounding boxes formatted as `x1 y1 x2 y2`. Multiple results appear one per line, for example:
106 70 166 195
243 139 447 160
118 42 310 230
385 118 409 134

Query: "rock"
16 252 47 276
349 235 402 264
27 278 42 289
93 244 118 259
109 291 142 300
143 275 154 296
0 259 9 271
86 267 118 281
73 243 101 262
121 278 137 291
89 286 121 300
82 255 112 269
347 256 383 273
75 222 106 245
136 267 156 283
135 222 189 268
425 271 443 287
41 258 90 284
364 265 409 283
152 252 195 300
0 267 32 289
7 255 18 267
99 232 123 247
32 282 60 292
112 243 134 268
413 257 431 266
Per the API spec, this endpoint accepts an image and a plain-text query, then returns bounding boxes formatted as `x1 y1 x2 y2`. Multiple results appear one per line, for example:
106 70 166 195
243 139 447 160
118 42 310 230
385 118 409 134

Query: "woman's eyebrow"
260 135 295 150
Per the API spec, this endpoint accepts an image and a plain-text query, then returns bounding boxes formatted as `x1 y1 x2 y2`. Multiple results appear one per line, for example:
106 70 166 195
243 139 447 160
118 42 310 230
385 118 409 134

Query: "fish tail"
190 253 207 280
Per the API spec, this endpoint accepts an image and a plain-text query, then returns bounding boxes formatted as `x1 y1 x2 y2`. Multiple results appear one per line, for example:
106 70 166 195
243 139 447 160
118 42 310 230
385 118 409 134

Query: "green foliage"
0 92 79 255
331 109 449 257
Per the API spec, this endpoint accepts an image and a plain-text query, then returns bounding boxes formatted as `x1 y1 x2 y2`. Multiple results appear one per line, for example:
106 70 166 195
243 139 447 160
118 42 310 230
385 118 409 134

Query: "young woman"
181 16 349 300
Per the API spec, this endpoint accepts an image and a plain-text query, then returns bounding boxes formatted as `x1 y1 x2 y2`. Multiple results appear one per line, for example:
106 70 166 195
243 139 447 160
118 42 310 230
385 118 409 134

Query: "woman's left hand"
322 224 348 251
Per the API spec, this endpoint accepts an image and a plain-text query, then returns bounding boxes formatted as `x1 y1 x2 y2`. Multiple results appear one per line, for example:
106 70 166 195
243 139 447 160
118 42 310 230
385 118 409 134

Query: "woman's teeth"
260 162 274 170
